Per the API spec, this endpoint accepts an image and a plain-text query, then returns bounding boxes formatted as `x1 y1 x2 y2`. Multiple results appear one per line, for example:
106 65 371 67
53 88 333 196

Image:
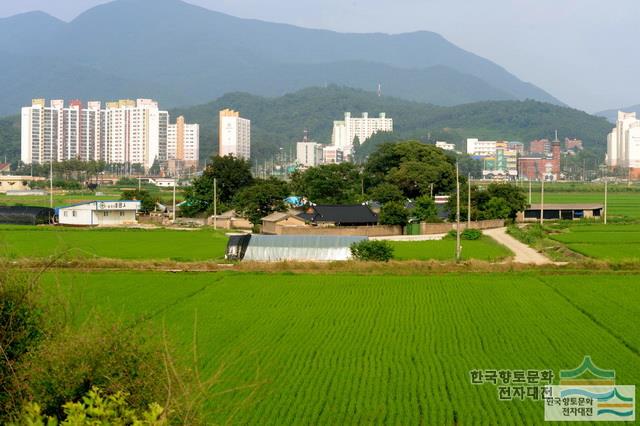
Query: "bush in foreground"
13 387 165 425
351 240 394 262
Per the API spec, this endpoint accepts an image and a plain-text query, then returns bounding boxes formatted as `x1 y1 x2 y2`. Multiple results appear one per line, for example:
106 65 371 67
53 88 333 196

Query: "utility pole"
213 177 218 230
604 178 608 225
455 161 462 262
49 160 53 209
467 173 471 227
528 180 532 204
172 177 177 223
540 177 545 226
138 176 141 191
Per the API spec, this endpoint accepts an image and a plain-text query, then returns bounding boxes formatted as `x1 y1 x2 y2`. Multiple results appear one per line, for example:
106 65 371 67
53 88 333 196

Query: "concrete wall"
208 216 253 230
274 224 402 237
420 219 504 234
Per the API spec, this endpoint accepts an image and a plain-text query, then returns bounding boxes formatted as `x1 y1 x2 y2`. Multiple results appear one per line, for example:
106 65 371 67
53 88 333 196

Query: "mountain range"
0 0 565 116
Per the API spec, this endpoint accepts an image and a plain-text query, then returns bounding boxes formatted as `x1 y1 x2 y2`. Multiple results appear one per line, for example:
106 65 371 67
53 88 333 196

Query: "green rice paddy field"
390 236 512 261
45 270 640 424
0 227 514 262
0 226 229 261
549 224 640 261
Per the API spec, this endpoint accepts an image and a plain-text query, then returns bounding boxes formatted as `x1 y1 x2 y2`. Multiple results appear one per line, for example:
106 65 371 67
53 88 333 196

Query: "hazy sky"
1 0 637 112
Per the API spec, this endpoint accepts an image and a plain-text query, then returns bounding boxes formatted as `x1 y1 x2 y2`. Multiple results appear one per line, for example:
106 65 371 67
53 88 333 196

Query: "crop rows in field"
389 236 512 262
549 224 640 261
0 226 228 261
45 271 640 424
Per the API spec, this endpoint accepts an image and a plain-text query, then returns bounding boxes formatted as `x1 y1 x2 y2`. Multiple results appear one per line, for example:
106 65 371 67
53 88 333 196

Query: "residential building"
529 139 550 155
607 111 640 177
323 146 344 164
219 109 250 160
332 112 393 156
297 140 324 168
466 139 497 156
166 115 199 175
565 138 583 151
436 141 456 151
21 98 196 173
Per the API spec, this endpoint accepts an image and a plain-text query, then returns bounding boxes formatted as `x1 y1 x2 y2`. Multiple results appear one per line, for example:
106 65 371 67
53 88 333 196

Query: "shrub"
13 321 168 421
447 229 482 240
379 202 409 227
13 387 165 425
351 240 394 262
0 271 47 418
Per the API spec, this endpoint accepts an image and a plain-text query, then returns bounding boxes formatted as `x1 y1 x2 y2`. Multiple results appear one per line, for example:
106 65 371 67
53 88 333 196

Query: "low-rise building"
517 204 603 222
296 141 324 168
436 141 456 151
323 146 344 164
57 200 141 226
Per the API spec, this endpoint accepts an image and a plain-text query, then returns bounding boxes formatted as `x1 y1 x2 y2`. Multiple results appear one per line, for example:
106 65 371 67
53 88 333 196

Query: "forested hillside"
171 86 611 162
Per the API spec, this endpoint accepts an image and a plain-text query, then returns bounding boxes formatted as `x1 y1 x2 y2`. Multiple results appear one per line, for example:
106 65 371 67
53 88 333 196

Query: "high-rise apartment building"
219 109 251 160
21 99 197 173
166 115 200 175
607 112 640 176
331 112 393 155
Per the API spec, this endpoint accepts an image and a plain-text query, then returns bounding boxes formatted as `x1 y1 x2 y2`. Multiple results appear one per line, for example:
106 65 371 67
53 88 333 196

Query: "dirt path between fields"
484 227 552 265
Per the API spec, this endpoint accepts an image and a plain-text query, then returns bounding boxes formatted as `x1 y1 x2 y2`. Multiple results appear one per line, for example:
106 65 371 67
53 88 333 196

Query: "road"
483 227 552 265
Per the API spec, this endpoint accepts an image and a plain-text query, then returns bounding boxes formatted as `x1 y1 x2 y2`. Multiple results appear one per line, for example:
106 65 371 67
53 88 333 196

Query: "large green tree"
379 202 409 227
366 141 457 198
182 155 253 216
290 163 363 204
233 178 290 225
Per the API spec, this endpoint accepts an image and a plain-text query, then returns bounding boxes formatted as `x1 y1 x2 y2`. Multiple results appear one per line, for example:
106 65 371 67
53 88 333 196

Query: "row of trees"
182 141 527 225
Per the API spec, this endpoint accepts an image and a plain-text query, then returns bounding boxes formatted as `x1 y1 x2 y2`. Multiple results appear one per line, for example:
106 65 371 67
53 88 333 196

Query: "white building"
166 115 199 175
436 141 456 151
22 98 171 172
296 140 324 168
466 138 497 156
322 146 344 164
57 200 141 226
607 111 640 170
331 112 393 156
219 109 250 160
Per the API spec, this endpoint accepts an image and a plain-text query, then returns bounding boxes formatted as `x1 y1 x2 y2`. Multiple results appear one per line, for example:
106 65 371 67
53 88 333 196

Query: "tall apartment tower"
219 109 251 160
101 99 165 170
167 115 200 175
331 112 393 156
607 111 640 173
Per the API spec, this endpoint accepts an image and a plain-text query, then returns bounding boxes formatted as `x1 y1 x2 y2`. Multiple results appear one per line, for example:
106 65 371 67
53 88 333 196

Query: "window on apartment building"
104 212 109 217
120 211 125 217
72 211 77 217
